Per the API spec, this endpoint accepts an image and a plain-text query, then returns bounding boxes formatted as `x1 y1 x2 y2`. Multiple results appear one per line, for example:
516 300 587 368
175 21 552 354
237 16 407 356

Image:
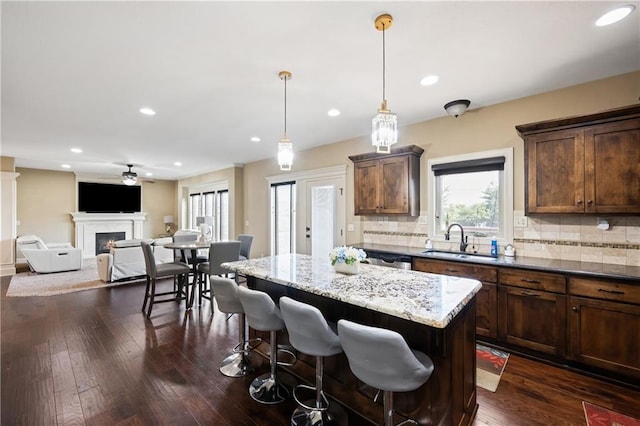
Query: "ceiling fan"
121 164 138 186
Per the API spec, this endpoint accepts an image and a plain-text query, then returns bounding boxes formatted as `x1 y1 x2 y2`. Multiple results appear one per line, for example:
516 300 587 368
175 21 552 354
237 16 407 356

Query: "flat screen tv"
78 182 141 213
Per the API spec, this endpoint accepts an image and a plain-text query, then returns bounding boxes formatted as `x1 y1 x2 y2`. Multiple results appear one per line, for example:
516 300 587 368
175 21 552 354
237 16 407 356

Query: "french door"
303 177 345 258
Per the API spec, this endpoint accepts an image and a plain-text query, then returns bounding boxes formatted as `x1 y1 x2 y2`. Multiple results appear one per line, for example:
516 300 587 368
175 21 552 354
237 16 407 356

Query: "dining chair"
196 241 241 307
140 241 191 317
236 234 254 285
237 234 254 261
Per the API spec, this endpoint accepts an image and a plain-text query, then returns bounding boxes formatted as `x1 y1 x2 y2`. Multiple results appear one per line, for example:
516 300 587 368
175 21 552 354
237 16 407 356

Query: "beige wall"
242 71 640 262
142 179 177 238
16 168 76 243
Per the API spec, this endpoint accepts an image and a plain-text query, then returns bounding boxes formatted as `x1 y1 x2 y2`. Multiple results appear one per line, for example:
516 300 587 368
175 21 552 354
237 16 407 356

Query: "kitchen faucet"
445 223 469 252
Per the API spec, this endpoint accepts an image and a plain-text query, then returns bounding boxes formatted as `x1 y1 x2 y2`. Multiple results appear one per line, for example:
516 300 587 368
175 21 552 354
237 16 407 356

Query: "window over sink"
427 148 513 245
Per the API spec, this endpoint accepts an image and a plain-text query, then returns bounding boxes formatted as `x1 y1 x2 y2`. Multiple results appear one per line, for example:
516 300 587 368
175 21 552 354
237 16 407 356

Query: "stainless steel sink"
421 250 498 262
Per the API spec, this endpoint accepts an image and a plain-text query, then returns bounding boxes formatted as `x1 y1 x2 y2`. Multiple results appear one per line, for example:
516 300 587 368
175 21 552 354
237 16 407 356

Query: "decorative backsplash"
361 215 640 266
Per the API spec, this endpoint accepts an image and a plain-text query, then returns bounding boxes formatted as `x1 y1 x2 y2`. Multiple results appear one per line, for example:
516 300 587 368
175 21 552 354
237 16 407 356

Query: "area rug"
583 401 640 426
476 343 510 392
6 260 145 297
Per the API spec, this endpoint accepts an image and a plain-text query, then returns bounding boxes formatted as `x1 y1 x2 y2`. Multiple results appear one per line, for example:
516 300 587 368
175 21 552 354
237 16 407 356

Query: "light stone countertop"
222 253 482 329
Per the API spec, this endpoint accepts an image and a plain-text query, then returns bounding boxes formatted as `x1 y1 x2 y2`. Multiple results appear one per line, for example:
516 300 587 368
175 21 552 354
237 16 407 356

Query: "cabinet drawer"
413 258 497 283
569 277 640 304
499 269 566 293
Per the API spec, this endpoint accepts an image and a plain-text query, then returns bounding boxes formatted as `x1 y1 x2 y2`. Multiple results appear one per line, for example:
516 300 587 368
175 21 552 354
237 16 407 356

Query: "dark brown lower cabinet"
567 296 640 380
476 282 498 339
498 286 566 356
413 258 498 339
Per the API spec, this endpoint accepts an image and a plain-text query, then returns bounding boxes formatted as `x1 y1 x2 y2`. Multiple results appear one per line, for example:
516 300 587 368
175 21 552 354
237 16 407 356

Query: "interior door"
303 177 345 257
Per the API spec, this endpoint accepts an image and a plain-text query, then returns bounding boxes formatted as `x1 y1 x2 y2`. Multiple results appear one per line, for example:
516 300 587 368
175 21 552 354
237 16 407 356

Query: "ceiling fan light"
121 164 137 185
444 99 471 117
121 175 137 186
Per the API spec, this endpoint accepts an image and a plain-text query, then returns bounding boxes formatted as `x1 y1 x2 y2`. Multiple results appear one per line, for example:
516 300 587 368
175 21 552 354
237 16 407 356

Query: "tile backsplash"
361 215 640 266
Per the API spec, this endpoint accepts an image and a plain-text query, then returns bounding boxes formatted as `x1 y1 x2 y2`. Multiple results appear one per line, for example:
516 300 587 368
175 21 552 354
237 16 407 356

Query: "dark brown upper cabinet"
516 105 640 214
349 145 423 216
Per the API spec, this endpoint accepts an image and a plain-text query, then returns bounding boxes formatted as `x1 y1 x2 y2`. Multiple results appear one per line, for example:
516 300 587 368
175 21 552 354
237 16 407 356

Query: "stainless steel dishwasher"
366 251 412 270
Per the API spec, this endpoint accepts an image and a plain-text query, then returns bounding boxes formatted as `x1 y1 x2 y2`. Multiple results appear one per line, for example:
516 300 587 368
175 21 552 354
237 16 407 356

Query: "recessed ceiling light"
61 164 71 169
139 107 156 116
70 148 82 153
420 75 439 86
328 109 341 117
250 136 261 142
596 4 635 26
174 161 182 167
145 172 153 177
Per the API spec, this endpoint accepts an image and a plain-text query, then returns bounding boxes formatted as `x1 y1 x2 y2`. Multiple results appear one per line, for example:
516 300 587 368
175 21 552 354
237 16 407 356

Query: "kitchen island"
223 254 482 425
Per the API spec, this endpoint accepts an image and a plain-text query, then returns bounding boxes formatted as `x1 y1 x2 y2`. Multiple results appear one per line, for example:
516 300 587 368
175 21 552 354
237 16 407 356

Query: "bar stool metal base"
291 400 347 426
249 373 289 404
219 352 256 378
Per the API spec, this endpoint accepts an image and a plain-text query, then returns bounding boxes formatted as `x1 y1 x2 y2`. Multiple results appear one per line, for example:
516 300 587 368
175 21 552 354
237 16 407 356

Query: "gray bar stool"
210 277 261 377
279 297 346 426
337 319 435 426
237 286 295 404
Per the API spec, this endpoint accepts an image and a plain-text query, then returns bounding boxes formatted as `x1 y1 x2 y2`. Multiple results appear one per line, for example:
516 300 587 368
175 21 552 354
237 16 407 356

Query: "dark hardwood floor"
2 275 639 425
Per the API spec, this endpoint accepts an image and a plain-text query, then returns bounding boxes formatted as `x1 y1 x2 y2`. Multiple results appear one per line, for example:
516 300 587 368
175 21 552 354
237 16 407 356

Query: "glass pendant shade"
278 137 293 171
372 103 398 154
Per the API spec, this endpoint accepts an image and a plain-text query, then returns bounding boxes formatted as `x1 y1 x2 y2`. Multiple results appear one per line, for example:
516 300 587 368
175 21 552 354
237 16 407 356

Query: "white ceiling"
2 1 639 181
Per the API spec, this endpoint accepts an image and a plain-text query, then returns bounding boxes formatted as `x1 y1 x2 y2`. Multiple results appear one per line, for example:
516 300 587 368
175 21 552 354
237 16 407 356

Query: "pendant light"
277 70 293 171
371 14 397 154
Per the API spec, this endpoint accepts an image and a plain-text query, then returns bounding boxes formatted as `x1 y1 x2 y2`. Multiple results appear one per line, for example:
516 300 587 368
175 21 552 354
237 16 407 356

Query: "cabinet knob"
576 199 583 205
571 306 579 312
587 200 593 205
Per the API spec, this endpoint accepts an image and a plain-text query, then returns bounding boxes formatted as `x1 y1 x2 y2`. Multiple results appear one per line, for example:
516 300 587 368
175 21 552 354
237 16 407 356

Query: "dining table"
163 239 212 308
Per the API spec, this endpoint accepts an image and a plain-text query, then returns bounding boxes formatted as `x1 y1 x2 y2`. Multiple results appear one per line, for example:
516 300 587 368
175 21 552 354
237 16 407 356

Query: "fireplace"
95 232 126 254
71 212 147 258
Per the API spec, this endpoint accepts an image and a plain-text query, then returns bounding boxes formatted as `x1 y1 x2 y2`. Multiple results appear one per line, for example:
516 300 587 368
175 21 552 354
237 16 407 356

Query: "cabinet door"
476 282 498 339
379 156 409 214
568 296 640 380
525 129 585 214
498 286 566 356
353 160 380 215
584 118 640 214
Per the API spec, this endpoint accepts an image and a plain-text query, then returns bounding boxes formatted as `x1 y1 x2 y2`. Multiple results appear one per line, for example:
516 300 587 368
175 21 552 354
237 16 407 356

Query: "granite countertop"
354 242 640 282
222 253 482 329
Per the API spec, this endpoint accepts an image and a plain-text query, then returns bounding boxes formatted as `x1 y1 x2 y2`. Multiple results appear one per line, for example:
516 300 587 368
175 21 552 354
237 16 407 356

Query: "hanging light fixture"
277 70 293 171
371 13 397 154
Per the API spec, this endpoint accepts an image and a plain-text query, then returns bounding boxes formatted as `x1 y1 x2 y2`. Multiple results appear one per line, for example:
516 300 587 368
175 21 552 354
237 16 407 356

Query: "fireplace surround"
71 212 146 258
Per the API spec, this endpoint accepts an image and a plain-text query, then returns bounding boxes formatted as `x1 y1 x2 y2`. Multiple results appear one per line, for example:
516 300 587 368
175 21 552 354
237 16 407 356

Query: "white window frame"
185 180 229 238
427 148 513 247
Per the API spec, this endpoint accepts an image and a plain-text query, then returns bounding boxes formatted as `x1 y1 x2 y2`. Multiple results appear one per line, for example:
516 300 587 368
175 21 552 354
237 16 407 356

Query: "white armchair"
16 235 83 273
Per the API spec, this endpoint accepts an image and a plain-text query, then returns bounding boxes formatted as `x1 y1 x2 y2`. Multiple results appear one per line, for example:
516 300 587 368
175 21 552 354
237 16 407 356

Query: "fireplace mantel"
71 212 147 258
